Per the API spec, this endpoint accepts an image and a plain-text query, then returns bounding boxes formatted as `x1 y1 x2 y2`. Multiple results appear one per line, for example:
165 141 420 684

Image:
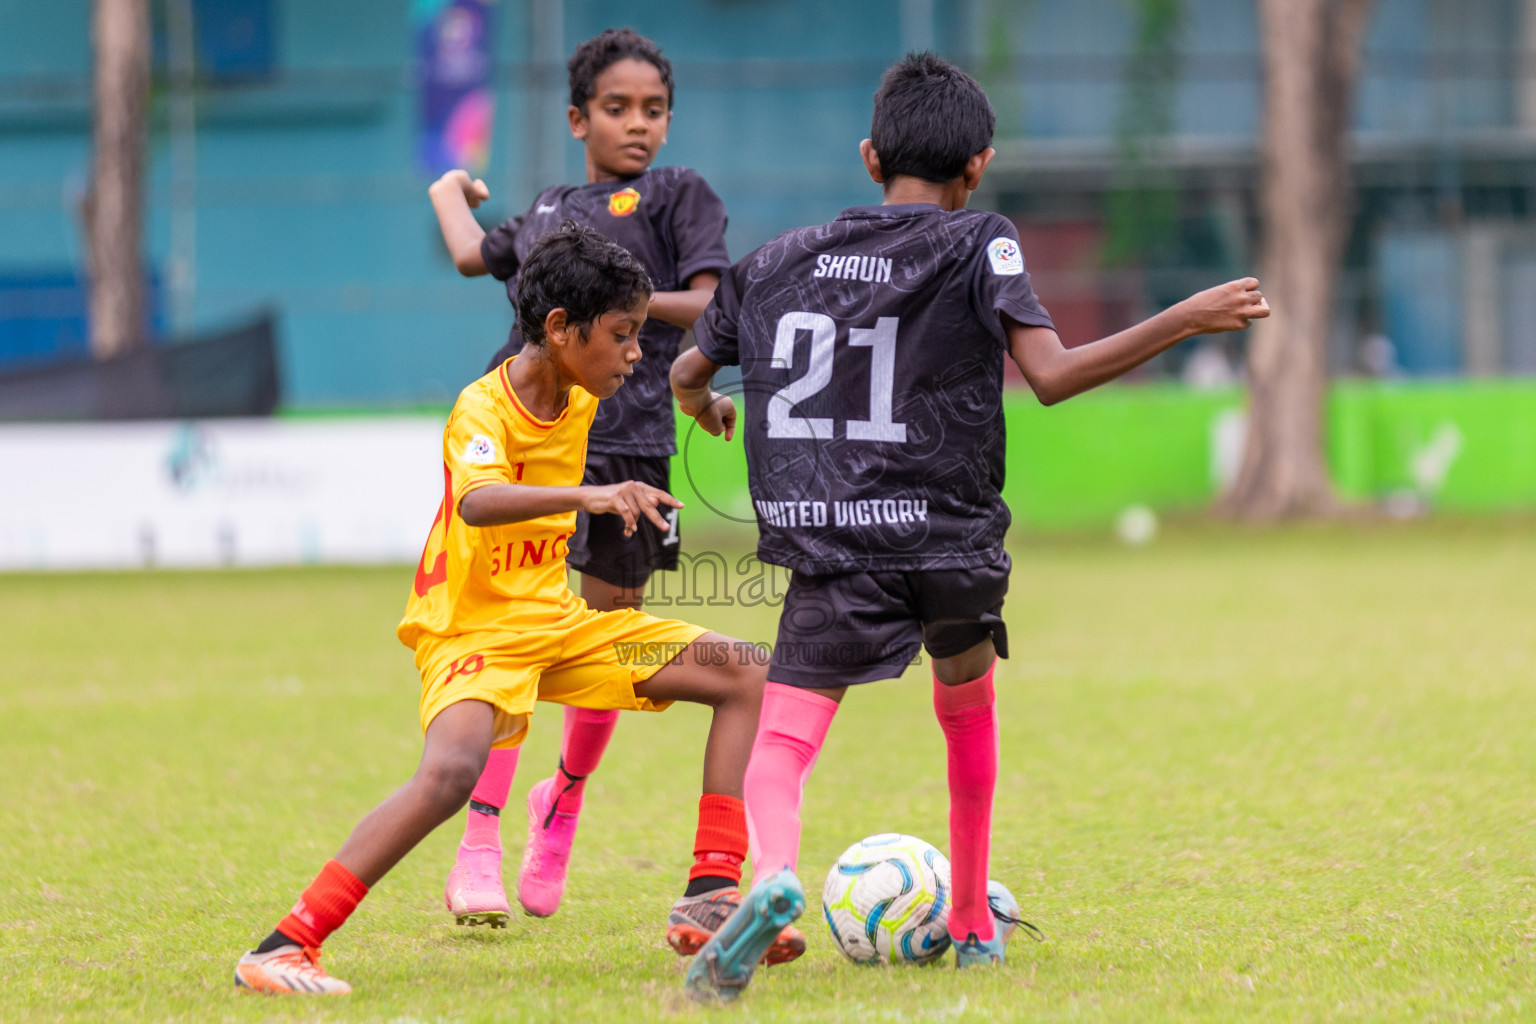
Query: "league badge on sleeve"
608 187 641 217
986 236 1024 276
463 434 497 465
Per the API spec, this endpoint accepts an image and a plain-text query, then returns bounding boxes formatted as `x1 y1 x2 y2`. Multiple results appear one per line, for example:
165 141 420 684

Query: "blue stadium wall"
0 0 1522 407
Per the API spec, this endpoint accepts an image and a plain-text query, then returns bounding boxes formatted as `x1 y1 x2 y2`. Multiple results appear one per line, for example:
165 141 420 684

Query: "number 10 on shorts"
440 654 484 687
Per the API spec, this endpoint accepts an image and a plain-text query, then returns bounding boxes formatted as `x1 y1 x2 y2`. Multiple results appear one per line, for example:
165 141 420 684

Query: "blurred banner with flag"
415 0 496 177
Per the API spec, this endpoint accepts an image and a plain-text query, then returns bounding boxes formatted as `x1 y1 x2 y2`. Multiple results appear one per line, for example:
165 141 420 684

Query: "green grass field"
4 520 1536 1023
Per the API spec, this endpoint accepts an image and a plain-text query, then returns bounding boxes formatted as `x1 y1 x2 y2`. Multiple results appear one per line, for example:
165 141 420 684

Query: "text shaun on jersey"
812 254 894 283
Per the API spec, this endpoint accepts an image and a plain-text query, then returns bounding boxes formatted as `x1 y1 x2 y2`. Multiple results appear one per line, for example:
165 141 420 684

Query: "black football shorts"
566 451 681 590
767 551 1010 689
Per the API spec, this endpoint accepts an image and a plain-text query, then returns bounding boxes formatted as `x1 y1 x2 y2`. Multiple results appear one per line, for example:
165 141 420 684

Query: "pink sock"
462 747 520 849
743 682 839 877
553 706 618 815
934 662 1000 942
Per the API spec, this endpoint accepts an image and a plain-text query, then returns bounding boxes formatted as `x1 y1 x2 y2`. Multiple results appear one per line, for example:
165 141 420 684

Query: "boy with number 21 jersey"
672 53 1270 1000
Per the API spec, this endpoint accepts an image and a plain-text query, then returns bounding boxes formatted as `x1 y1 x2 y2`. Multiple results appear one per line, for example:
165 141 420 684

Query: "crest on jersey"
986 236 1023 276
608 187 641 217
463 434 496 465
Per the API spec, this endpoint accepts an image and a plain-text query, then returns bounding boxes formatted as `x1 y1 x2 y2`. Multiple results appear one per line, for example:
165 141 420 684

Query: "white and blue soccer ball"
822 833 952 965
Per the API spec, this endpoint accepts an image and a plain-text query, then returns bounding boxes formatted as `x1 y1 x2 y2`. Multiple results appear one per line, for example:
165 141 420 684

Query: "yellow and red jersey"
398 358 597 648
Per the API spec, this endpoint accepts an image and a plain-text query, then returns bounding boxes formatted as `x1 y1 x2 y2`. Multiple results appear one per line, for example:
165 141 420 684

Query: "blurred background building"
3 0 1534 409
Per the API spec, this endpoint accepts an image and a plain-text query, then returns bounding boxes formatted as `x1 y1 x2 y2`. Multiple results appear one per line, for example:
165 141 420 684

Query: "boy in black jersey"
428 29 742 940
673 53 1267 994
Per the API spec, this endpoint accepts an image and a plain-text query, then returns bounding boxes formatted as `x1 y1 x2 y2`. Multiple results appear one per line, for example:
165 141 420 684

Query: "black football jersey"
480 165 730 456
693 203 1054 573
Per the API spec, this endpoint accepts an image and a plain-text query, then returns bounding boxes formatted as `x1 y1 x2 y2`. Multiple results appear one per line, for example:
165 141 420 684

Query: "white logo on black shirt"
986 237 1024 276
813 254 893 283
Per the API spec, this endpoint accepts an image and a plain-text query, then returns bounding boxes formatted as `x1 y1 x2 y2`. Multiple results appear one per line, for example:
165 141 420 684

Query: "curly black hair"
515 221 652 346
870 52 995 184
568 28 674 112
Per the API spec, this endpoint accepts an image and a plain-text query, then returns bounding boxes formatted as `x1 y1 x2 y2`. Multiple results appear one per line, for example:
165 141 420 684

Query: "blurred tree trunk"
1220 0 1373 520
88 0 150 359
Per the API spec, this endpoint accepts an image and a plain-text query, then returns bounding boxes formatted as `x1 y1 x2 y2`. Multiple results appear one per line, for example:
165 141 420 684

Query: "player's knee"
682 659 762 710
933 638 996 685
718 658 767 709
417 753 483 809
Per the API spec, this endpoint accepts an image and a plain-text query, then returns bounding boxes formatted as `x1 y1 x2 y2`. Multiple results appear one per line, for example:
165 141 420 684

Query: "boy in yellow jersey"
427 30 731 926
232 224 802 997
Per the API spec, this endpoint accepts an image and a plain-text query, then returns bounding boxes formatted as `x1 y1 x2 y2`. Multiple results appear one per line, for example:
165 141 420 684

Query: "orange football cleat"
666 887 806 965
234 944 351 995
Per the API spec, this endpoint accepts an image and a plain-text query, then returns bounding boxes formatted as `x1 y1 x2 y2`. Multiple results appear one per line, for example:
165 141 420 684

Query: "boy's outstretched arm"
647 271 722 330
1010 278 1269 405
428 169 491 276
460 481 679 536
670 347 736 440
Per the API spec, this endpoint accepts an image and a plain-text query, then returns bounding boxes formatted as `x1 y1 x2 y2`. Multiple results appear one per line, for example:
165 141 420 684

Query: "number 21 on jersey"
767 312 906 443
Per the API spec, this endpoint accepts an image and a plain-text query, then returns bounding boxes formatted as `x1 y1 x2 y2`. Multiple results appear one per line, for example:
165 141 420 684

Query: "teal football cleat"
684 870 805 1002
985 879 1043 945
954 879 1044 968
953 929 1009 968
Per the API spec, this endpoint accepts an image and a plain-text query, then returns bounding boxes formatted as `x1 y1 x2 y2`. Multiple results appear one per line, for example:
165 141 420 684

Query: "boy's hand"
1178 278 1270 335
583 481 683 536
690 392 737 441
433 169 490 208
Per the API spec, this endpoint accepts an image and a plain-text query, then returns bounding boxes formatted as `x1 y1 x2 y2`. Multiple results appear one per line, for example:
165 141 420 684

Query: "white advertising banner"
0 418 446 570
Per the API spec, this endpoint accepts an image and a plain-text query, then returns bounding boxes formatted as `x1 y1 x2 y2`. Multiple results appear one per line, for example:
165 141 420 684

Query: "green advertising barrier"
670 380 1536 534
1000 385 1241 529
1329 380 1536 509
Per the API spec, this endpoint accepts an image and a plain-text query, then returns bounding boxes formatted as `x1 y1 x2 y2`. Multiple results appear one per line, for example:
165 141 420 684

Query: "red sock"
690 793 748 884
277 860 369 949
934 662 1000 943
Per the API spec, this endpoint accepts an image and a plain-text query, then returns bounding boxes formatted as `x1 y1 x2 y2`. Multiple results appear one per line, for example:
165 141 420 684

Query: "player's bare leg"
932 639 995 688
516 573 633 918
580 570 644 610
634 631 762 797
236 702 496 995
333 701 496 884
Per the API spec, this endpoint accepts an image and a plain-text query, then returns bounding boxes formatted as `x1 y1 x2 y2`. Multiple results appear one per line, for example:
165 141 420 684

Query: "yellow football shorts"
415 600 710 750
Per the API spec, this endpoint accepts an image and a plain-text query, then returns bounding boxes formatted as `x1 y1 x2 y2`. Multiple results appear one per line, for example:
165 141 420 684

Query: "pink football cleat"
518 776 580 917
444 842 511 928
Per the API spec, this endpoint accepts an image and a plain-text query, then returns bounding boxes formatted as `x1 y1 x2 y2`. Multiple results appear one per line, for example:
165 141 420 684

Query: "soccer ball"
822 833 951 965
